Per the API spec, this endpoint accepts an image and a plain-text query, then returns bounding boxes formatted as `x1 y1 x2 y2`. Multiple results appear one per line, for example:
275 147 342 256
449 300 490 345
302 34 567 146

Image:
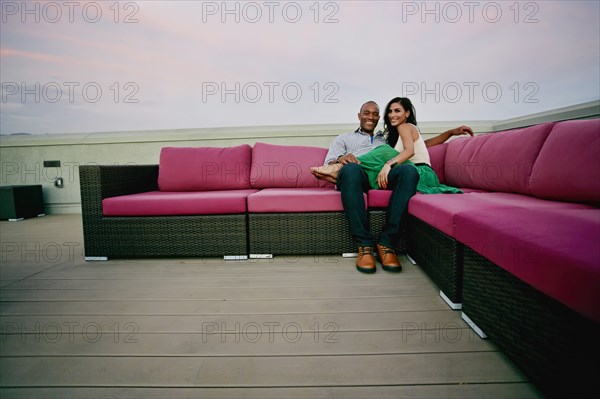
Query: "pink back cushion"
530 119 600 204
444 122 554 194
158 145 252 191
250 142 334 189
427 143 448 184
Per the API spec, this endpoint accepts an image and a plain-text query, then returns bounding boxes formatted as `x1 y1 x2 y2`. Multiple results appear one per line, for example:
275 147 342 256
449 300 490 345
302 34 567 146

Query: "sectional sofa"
79 118 599 397
404 119 599 398
79 142 357 260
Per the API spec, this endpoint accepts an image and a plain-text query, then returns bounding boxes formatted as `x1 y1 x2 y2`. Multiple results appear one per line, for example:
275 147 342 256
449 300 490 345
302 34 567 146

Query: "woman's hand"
449 125 474 137
377 163 392 189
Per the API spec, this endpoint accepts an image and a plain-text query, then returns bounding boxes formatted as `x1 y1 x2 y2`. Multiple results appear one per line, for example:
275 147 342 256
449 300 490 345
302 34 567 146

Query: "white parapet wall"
0 101 598 214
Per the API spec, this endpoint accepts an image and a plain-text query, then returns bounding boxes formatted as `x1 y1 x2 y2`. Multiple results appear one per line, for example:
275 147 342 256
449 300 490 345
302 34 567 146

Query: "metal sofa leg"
224 255 249 261
440 290 462 310
461 312 488 339
249 254 273 259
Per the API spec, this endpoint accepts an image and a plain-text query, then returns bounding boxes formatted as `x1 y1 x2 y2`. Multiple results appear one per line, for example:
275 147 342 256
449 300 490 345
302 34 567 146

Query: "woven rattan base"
248 212 355 255
407 215 463 305
368 210 407 254
462 246 600 398
84 214 248 259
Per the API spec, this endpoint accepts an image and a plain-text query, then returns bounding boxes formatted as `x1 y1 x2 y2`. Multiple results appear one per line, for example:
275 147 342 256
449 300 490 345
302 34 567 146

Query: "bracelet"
386 159 398 167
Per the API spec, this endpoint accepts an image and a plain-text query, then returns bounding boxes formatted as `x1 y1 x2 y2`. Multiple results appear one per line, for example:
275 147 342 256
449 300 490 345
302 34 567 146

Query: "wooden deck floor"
0 215 543 398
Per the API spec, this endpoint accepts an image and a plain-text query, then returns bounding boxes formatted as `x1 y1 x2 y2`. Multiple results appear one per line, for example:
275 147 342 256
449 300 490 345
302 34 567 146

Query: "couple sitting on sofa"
311 97 472 274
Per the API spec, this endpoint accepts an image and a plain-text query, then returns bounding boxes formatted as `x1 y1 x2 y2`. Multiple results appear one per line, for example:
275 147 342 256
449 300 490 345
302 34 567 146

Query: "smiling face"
387 102 410 127
358 101 380 134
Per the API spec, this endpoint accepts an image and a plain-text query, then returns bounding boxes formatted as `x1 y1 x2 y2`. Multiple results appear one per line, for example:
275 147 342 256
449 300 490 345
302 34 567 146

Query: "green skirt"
357 144 462 194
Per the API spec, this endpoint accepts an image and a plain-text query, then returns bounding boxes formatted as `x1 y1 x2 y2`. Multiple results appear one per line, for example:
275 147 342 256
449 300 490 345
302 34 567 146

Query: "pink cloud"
0 48 64 63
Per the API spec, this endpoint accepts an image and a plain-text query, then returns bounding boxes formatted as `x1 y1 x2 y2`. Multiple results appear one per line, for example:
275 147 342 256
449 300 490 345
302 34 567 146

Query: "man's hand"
335 153 361 165
448 125 474 137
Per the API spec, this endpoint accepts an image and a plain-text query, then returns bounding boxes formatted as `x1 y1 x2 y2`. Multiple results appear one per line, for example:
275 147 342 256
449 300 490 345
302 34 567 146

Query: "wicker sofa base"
407 215 463 308
462 246 600 398
83 214 249 259
80 165 251 260
249 211 411 257
248 212 355 256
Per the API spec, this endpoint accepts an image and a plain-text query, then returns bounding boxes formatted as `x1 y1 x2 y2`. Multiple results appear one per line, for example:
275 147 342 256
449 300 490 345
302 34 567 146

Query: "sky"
0 0 599 135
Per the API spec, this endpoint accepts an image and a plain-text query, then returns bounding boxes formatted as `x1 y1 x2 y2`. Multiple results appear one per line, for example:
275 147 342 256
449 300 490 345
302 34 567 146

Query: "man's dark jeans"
336 163 419 247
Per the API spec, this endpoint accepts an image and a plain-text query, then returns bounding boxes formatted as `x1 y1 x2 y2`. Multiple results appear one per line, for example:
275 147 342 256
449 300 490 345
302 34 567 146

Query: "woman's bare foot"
311 171 338 184
310 164 343 184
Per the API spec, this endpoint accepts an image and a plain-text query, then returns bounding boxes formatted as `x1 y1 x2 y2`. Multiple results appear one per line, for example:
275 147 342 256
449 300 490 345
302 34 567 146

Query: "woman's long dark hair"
384 97 417 149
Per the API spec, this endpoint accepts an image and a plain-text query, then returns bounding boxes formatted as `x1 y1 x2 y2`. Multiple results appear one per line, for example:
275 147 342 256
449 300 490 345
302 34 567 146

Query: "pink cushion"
103 190 258 216
529 119 600 204
158 145 252 191
409 192 594 237
444 123 554 194
409 193 496 237
427 143 448 184
369 186 486 209
455 207 600 322
247 188 365 213
250 142 334 189
367 189 393 208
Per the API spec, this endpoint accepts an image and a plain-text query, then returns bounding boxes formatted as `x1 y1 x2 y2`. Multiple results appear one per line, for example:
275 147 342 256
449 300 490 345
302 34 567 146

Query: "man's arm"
324 134 353 164
424 125 474 148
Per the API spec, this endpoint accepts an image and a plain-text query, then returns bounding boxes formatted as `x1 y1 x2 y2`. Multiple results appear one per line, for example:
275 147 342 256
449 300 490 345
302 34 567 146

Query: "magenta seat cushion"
529 119 600 204
444 123 554 194
158 145 252 191
103 190 258 216
409 193 499 237
367 189 393 208
455 207 600 322
247 188 364 213
409 192 594 237
370 187 485 210
250 142 334 189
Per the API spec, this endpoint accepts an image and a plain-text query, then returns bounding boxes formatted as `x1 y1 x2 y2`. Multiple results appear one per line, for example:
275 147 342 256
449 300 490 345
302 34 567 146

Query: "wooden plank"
2 275 430 290
0 284 438 301
0 384 544 399
0 280 21 289
0 353 529 386
0 310 469 333
0 265 60 281
0 296 449 315
0 328 493 356
29 255 425 277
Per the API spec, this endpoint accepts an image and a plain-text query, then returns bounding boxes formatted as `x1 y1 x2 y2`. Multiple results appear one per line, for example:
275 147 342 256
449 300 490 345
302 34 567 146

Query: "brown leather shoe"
356 246 376 274
376 244 402 272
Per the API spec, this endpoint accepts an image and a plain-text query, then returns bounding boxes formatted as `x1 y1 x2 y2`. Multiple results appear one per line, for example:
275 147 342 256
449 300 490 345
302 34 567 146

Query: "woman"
311 97 462 194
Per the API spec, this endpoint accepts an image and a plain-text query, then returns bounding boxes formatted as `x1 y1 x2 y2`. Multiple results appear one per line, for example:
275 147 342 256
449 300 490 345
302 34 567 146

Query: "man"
323 101 473 274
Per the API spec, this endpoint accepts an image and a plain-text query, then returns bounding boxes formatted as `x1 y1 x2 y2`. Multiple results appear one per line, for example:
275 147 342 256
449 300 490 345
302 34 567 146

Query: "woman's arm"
387 124 416 166
377 125 415 189
424 125 474 148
